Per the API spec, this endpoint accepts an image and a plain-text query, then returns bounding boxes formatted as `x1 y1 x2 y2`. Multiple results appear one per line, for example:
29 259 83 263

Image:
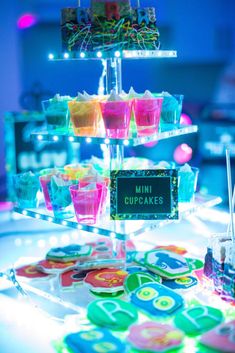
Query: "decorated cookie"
145 250 191 279
87 299 138 330
36 259 77 274
200 320 235 352
88 238 113 259
127 321 184 352
84 268 128 293
127 265 150 274
186 257 204 271
60 269 93 290
163 276 198 291
154 244 187 255
15 264 51 280
64 328 126 353
46 244 92 262
124 271 160 294
126 265 162 282
90 290 124 299
131 282 184 317
174 305 224 336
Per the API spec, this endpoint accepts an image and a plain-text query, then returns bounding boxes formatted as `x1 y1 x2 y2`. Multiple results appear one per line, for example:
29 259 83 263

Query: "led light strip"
48 50 177 61
13 207 126 241
31 125 198 146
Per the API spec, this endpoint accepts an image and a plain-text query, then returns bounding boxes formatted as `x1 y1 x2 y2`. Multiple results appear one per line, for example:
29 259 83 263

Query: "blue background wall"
0 0 235 199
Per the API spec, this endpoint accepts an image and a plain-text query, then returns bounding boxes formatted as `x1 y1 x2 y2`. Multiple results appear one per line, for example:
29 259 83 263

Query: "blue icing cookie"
64 328 126 353
145 250 191 279
131 282 184 316
46 244 92 262
163 276 198 290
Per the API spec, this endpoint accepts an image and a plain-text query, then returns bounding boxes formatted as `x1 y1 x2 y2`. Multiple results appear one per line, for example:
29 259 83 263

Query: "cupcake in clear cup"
13 171 40 208
42 94 71 133
48 172 77 219
39 168 64 211
70 182 104 224
99 90 132 139
64 163 94 180
68 92 101 137
159 92 184 128
133 90 163 136
178 163 199 203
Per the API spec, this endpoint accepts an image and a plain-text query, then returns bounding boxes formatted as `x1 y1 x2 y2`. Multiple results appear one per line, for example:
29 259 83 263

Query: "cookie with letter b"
64 328 126 353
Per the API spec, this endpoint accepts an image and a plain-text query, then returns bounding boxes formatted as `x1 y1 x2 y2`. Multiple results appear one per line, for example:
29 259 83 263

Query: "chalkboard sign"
4 112 72 200
110 169 178 220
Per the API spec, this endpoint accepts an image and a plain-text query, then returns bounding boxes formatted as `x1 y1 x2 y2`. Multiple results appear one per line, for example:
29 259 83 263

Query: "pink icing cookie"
60 269 93 290
84 268 128 293
36 259 77 274
200 320 235 352
127 321 184 352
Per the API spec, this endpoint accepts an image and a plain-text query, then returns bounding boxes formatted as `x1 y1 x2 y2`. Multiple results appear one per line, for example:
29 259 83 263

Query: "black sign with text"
110 169 178 220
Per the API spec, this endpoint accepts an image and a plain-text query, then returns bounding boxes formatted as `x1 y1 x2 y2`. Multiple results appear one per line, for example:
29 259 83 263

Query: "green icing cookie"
174 305 224 336
87 299 138 330
124 271 160 294
186 258 204 271
90 290 124 299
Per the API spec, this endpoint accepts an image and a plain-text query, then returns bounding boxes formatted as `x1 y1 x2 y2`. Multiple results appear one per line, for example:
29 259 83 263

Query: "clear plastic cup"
70 183 104 224
178 166 199 203
99 100 132 138
160 94 184 127
39 168 64 210
133 97 163 136
42 99 70 133
47 173 76 219
68 100 100 136
13 171 40 208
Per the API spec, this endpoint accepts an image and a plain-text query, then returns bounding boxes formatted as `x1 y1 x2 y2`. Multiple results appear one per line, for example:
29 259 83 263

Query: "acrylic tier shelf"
48 50 177 61
31 125 198 146
13 193 222 241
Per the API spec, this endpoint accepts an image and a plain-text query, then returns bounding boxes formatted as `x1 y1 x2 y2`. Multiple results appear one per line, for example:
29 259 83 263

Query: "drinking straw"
226 149 234 242
227 185 235 237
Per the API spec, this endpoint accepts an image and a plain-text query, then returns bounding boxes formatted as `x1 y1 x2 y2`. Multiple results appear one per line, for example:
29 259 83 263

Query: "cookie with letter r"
174 305 224 336
186 257 204 271
46 244 92 262
84 268 127 293
87 299 138 330
200 320 235 352
64 328 126 353
127 321 184 352
131 282 184 317
145 250 191 279
124 271 160 294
